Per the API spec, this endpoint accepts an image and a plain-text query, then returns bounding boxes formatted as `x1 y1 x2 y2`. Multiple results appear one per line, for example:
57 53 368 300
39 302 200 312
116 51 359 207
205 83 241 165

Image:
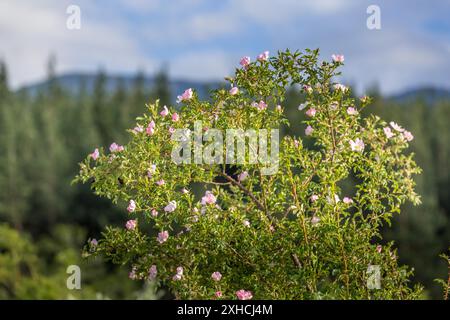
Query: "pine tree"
153 67 171 106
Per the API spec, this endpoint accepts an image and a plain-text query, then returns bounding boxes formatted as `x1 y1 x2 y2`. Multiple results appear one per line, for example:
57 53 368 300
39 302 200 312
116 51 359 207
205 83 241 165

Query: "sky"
0 0 449 94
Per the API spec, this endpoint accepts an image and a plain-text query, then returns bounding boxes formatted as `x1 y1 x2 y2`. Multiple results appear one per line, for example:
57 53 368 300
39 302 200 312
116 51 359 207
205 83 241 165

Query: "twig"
291 253 302 269
220 172 268 216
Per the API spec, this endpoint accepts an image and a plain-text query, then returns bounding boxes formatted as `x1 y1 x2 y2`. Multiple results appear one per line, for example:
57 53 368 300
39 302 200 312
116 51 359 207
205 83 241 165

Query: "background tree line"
0 58 448 299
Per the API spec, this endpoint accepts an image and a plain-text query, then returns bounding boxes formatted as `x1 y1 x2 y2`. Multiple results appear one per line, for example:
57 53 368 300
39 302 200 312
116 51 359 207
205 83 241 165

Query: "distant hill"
18 72 223 102
388 87 450 105
18 73 450 105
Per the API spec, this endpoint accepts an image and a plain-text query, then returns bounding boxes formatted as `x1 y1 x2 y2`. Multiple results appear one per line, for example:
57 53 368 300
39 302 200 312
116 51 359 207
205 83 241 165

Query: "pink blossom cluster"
109 142 124 153
173 266 184 281
384 122 414 141
240 51 269 68
236 289 253 300
349 138 365 152
148 265 157 280
177 88 193 103
305 107 316 117
332 54 345 63
237 171 248 182
157 230 169 244
251 100 267 111
125 219 137 230
201 191 217 206
90 148 99 160
211 272 222 282
127 200 136 213
160 106 169 117
229 87 239 95
146 120 156 136
347 107 358 115
164 200 177 212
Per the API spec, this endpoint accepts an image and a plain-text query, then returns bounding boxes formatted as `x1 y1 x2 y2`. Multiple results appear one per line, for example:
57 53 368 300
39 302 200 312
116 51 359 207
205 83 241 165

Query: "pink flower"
310 194 319 202
361 96 369 103
229 87 239 95
343 197 353 204
305 125 314 136
334 83 348 92
177 88 193 103
133 125 144 133
201 191 217 205
237 171 249 182
311 216 321 225
252 100 267 111
109 142 124 153
172 274 182 281
156 179 165 186
294 139 300 148
127 200 136 213
146 120 156 136
390 121 404 132
215 291 223 298
332 54 345 63
303 85 313 94
148 265 157 280
376 245 382 253
147 164 157 178
347 107 358 115
151 209 158 217
257 51 269 61
168 127 176 134
403 130 414 142
90 238 98 246
236 289 253 300
173 266 183 281
305 108 316 117
90 148 100 160
129 266 137 280
125 219 137 230
157 230 169 244
239 56 251 67
384 127 395 139
211 272 222 281
172 112 180 122
164 200 177 212
160 106 169 117
349 138 365 152
243 220 250 227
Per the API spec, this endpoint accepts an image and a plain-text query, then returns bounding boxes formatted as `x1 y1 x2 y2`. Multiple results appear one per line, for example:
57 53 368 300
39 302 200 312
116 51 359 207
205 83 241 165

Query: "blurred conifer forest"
0 58 448 299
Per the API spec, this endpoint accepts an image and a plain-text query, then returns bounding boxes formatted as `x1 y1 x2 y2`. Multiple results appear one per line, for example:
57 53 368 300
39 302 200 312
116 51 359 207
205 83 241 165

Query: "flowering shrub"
74 49 423 299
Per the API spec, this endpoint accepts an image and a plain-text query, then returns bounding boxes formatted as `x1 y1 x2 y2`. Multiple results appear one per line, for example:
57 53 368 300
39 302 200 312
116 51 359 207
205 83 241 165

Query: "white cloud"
0 0 155 88
170 50 234 80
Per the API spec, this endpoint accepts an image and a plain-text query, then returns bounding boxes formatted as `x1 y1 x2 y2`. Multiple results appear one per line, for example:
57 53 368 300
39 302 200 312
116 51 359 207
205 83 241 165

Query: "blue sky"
0 0 449 94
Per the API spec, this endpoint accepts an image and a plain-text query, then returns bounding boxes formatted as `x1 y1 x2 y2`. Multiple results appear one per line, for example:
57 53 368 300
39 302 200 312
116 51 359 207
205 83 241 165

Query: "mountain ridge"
18 72 450 104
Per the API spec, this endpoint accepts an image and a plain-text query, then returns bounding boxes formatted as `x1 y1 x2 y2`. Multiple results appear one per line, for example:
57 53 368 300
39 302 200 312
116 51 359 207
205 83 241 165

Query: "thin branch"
291 253 302 269
220 172 267 215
